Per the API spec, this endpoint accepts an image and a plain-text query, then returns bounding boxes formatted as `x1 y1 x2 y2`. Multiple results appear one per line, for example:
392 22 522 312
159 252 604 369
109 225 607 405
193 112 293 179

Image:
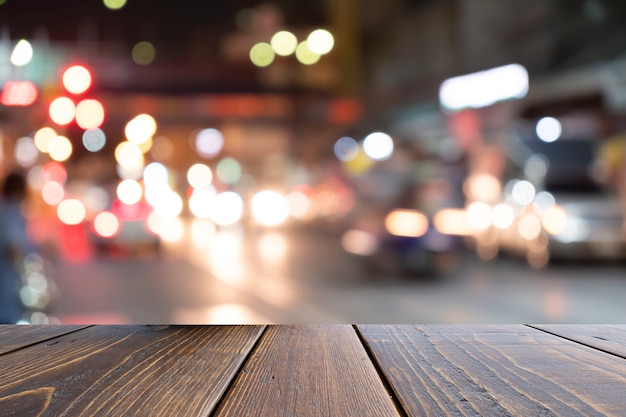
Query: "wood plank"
213 325 401 417
0 325 90 355
531 324 626 359
0 325 264 417
358 325 626 416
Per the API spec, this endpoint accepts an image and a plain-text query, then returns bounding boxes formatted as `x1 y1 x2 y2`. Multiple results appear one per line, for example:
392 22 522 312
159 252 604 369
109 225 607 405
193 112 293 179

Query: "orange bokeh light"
75 99 105 129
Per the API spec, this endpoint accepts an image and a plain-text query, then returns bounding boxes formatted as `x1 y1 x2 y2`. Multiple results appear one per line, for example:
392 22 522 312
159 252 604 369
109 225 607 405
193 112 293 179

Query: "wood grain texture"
0 325 89 355
358 324 626 416
532 324 626 359
0 325 264 417
213 325 401 417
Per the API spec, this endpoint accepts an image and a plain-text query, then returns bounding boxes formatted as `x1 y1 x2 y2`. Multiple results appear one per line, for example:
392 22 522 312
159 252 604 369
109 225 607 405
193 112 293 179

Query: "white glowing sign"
439 63 529 112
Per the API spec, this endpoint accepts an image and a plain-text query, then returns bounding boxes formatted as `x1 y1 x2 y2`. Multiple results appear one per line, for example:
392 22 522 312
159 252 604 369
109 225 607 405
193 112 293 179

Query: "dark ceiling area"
0 0 328 43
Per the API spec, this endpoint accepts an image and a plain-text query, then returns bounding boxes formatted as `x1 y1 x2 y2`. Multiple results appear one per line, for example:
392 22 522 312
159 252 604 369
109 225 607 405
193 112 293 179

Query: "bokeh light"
57 199 87 225
34 127 57 153
143 162 169 185
103 0 127 10
542 205 568 235
271 31 298 56
251 190 289 226
187 163 213 189
385 209 429 237
41 182 65 206
295 41 320 65
195 128 224 158
48 136 73 162
286 190 310 219
341 229 378 256
491 203 515 229
250 42 275 67
42 161 67 184
307 29 334 55
362 132 394 161
153 190 183 219
82 128 107 152
132 41 156 65
216 157 242 184
536 117 562 143
62 65 92 94
510 180 536 206
189 188 215 218
10 39 33 66
125 113 157 145
15 137 38 168
75 99 105 129
48 97 76 125
93 211 120 238
115 142 144 172
334 137 359 162
117 179 143 205
209 192 243 226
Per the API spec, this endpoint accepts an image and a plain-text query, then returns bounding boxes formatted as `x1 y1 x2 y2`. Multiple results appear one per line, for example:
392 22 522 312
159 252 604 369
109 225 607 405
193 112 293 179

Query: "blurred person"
0 171 32 323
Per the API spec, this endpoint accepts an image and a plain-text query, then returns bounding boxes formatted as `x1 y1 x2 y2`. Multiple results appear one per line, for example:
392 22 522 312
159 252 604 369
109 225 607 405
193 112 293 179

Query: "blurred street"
49 224 626 324
3 1 626 325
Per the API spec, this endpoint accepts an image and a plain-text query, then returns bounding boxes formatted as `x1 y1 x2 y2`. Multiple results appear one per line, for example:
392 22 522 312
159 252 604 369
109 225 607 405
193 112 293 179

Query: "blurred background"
1 0 626 324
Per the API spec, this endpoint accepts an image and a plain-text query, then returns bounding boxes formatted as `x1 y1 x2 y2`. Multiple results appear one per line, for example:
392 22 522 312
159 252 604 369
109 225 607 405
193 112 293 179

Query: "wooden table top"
1 324 625 416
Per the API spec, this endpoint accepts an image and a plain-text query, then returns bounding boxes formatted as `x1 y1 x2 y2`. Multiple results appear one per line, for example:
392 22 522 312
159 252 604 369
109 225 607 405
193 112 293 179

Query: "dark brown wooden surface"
357 324 626 416
532 324 626 359
0 325 88 355
0 325 264 417
213 325 401 417
1 324 626 417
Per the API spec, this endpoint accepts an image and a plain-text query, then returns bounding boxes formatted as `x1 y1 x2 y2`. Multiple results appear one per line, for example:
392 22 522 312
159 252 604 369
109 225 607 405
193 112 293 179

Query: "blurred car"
89 199 161 257
489 133 626 265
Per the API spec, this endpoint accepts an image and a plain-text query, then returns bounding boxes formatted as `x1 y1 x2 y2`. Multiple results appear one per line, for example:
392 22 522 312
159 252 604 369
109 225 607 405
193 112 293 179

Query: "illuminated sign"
439 64 529 112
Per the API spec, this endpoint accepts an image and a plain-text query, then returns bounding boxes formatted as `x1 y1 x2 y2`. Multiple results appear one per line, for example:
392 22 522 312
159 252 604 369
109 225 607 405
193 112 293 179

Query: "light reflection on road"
172 219 339 322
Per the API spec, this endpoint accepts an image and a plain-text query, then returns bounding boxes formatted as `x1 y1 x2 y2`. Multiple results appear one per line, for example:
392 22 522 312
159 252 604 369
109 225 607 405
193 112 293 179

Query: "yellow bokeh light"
57 199 87 225
542 205 568 235
132 41 156 65
187 163 213 189
48 136 73 162
250 42 275 67
48 97 75 126
295 41 320 65
103 0 127 10
385 209 429 238
307 29 334 55
433 208 473 236
93 211 120 238
62 65 92 95
125 114 157 145
117 179 143 205
75 99 105 129
115 142 144 171
34 127 57 153
271 31 298 56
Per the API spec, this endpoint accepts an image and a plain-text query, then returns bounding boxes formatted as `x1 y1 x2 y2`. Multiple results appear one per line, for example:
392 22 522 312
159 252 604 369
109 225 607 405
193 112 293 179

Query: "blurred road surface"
50 225 626 324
